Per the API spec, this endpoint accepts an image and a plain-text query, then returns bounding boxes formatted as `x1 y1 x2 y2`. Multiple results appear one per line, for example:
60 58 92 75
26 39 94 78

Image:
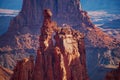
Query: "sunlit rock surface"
0 66 13 80
11 9 89 80
0 0 120 80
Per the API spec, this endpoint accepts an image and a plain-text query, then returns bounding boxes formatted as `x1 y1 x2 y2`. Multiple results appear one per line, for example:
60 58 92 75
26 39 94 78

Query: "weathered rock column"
10 55 34 80
11 9 89 80
33 9 89 80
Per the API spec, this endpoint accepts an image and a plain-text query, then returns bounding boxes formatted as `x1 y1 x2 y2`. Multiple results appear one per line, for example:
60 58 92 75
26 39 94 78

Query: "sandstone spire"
10 56 34 80
11 9 89 80
33 9 89 80
0 0 120 79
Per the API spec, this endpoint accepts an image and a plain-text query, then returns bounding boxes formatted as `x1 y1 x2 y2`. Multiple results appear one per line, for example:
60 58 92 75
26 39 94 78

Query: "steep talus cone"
11 9 89 80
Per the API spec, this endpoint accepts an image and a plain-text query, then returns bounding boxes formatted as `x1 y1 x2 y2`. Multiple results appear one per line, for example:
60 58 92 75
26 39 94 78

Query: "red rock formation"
11 9 89 80
10 55 34 80
33 9 89 80
0 66 13 80
0 0 120 79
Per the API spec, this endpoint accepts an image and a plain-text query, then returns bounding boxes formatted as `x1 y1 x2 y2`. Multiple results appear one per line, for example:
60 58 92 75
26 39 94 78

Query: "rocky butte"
10 9 89 80
0 0 120 80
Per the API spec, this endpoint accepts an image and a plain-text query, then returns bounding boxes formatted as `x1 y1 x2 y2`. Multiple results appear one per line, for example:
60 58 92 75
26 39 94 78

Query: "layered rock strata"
0 66 13 80
10 55 34 80
0 0 120 79
11 9 89 80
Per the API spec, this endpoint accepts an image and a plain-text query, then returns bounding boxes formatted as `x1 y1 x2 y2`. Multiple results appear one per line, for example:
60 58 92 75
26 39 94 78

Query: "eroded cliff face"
0 0 93 49
13 0 82 29
0 0 120 79
10 55 34 80
11 9 89 80
0 0 86 69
